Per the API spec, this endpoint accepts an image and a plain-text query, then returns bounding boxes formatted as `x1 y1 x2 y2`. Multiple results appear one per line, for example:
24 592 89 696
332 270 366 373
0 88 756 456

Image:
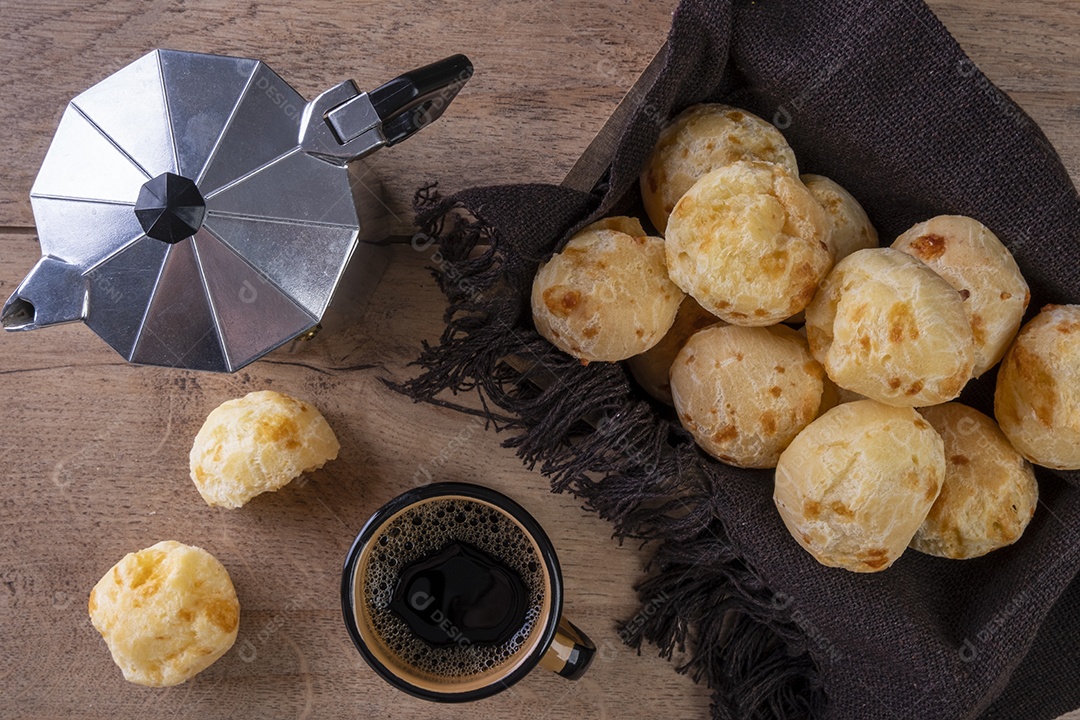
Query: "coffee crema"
353 496 551 692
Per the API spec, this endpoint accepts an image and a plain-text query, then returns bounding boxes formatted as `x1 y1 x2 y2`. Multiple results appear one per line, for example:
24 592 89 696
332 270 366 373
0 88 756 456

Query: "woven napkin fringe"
393 185 826 719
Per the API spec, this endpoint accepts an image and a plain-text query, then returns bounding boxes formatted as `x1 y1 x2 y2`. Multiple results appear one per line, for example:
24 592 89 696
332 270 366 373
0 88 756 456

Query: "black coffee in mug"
342 483 594 702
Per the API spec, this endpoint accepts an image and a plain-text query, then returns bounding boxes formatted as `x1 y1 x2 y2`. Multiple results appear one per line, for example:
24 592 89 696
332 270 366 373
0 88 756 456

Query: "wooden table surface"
1 2 1078 718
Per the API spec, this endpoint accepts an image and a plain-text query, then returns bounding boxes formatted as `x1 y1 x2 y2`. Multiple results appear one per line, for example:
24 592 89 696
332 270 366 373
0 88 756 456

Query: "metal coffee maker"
2 49 471 371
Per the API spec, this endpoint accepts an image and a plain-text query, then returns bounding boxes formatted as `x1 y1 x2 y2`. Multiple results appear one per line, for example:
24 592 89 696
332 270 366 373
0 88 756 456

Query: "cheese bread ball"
996 305 1080 470
531 222 684 362
893 215 1029 377
89 541 240 686
190 390 340 508
774 400 945 572
801 174 878 261
671 324 826 468
641 104 799 234
805 248 975 407
626 296 722 404
911 404 1037 559
665 161 833 326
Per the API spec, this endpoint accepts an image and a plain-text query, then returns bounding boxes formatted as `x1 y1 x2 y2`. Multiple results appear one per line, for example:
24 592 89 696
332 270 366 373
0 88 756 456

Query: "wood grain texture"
1 2 1079 718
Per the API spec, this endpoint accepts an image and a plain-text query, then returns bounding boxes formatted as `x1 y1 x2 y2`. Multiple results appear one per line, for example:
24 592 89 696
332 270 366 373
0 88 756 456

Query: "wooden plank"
0 238 712 718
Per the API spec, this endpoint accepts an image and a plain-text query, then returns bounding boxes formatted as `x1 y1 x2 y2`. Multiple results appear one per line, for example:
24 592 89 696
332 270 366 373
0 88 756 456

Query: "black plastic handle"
368 54 473 146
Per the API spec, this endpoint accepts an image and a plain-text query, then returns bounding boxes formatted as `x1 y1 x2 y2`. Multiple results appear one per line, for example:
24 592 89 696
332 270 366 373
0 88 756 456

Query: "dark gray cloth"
398 1 1080 717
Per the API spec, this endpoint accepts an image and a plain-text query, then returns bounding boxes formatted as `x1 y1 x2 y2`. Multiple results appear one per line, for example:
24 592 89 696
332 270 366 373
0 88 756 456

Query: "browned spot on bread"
910 233 947 260
769 386 783 398
735 353 744 361
561 247 588 260
971 313 987 345
712 425 738 443
859 334 871 352
727 111 746 122
762 250 789 279
255 415 301 449
830 501 854 518
958 288 971 300
717 300 731 310
796 278 819 306
542 287 582 319
950 454 970 466
685 355 697 364
635 328 644 338
906 380 924 396
914 418 930 430
1011 344 1057 426
1058 321 1080 334
754 309 767 317
887 302 919 343
582 327 598 339
633 236 647 245
1000 291 1012 301
888 377 903 390
205 598 239 633
861 554 890 570
775 365 786 374
925 478 940 501
759 411 778 435
939 375 966 400
803 500 822 519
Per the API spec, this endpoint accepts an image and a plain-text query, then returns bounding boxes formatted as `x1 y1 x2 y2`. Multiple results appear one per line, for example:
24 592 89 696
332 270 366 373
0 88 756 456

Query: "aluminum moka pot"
2 49 471 372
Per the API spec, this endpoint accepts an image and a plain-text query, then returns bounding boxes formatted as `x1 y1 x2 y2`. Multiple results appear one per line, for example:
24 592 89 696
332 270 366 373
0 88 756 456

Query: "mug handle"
538 617 595 680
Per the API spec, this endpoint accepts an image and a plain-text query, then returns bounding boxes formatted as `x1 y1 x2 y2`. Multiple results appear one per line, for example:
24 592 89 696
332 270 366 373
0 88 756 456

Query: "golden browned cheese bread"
805 248 975 407
665 161 833 326
893 215 1030 377
996 304 1080 470
626 296 722 404
190 390 340 508
88 541 239 686
640 104 799 234
671 324 826 468
801 174 878 261
531 222 684 362
911 403 1038 559
774 400 945 572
